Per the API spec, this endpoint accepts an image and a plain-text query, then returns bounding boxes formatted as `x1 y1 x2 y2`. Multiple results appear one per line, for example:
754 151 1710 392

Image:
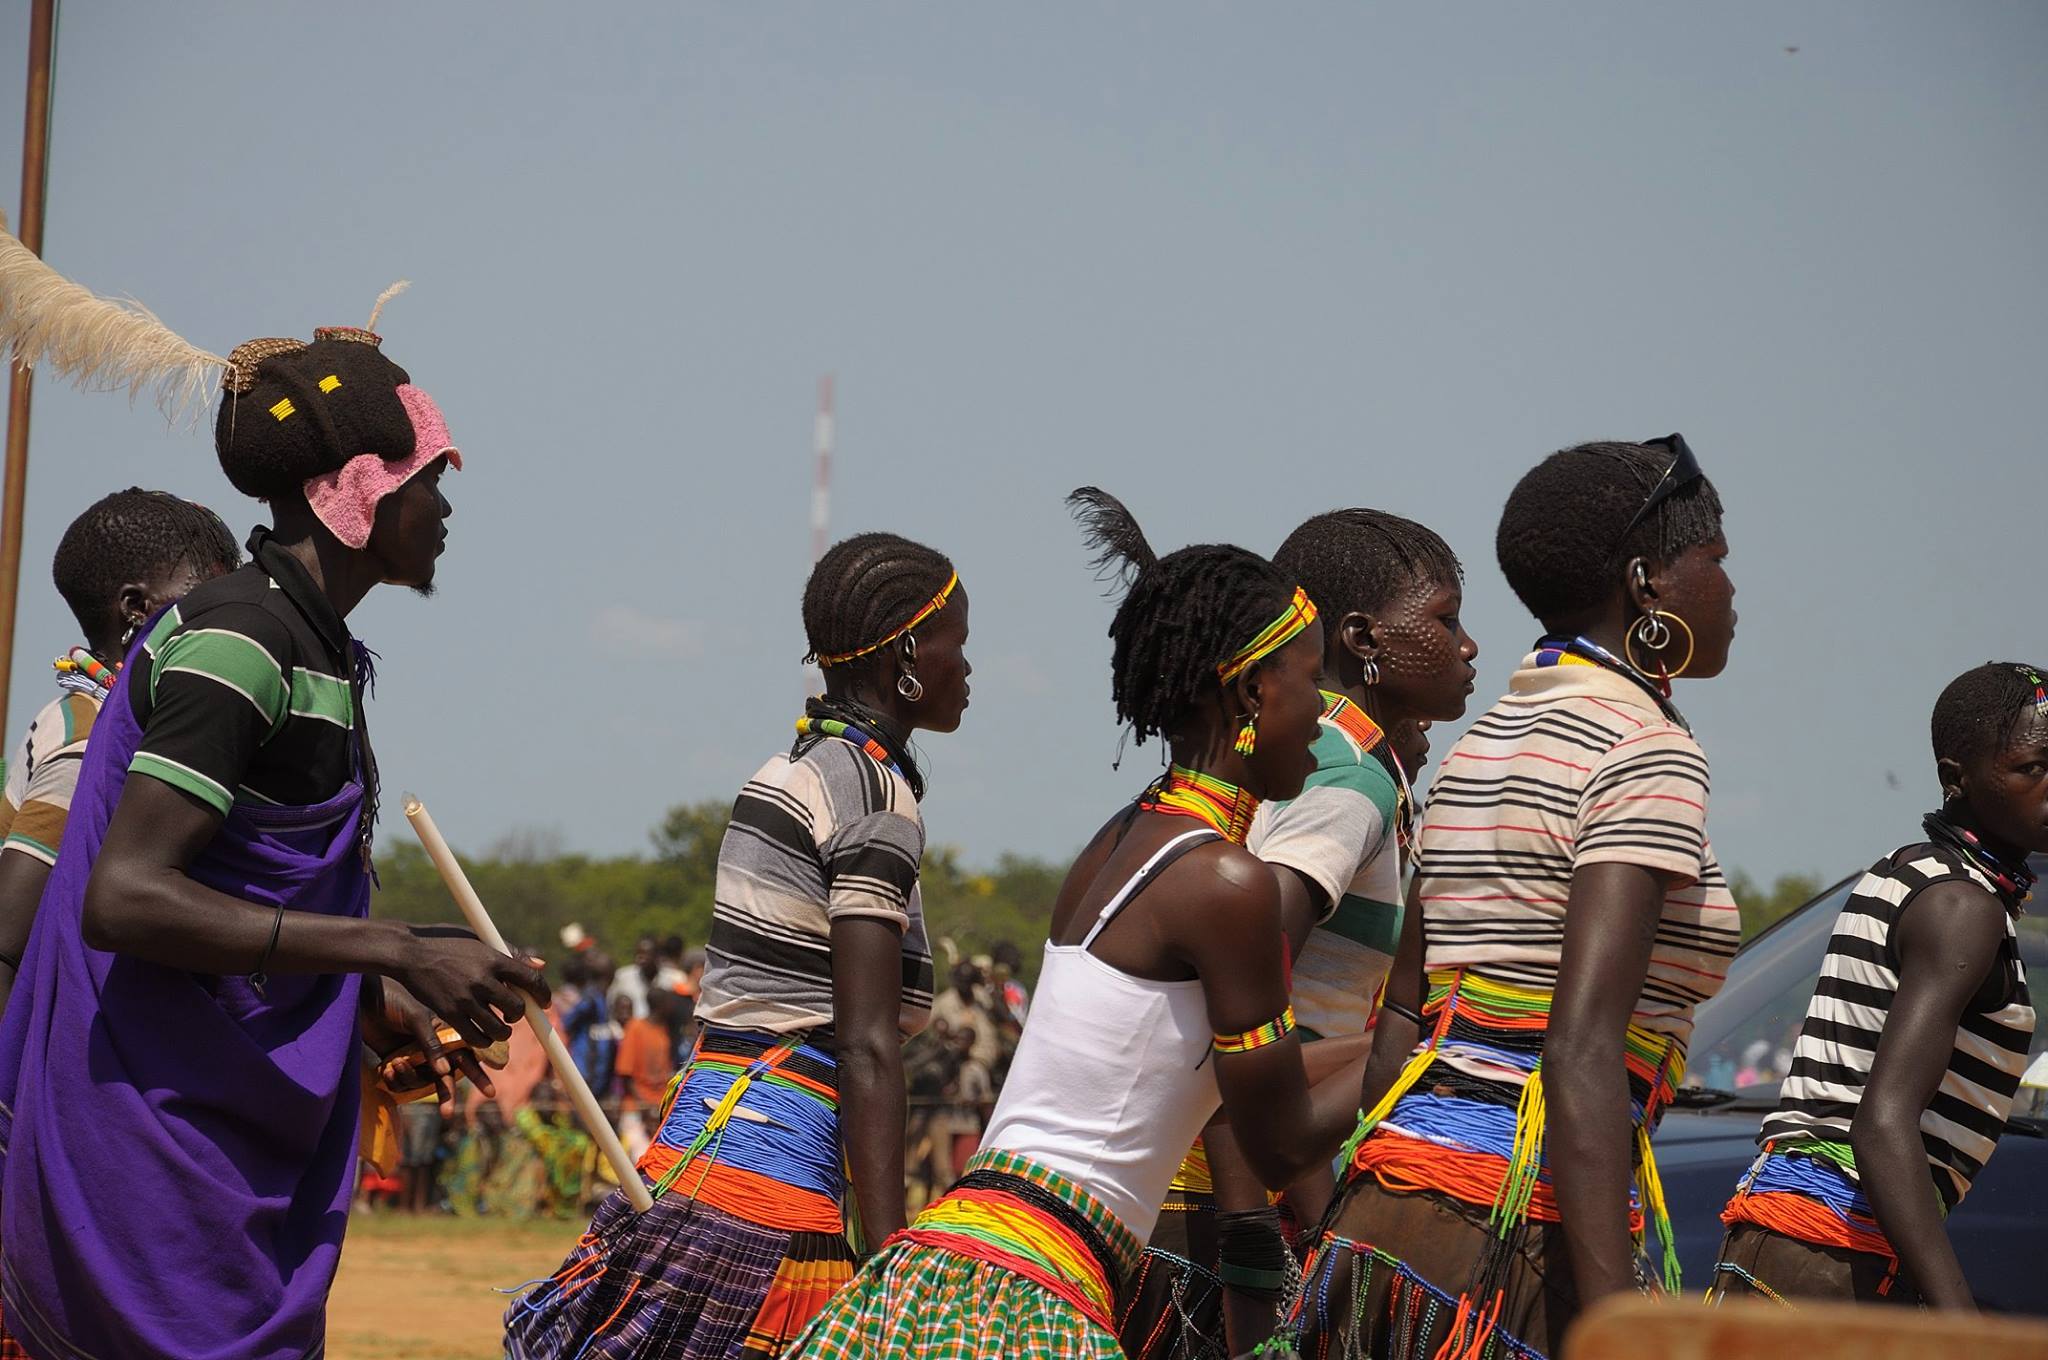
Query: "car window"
2016 920 2048 1117
1684 880 1846 1097
1686 855 2048 1105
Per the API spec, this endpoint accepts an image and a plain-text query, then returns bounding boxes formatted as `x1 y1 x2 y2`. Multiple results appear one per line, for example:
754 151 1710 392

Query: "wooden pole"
403 795 654 1212
0 0 59 739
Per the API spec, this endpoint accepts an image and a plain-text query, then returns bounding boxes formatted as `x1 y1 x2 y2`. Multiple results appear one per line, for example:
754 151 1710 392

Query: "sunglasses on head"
1613 433 1704 555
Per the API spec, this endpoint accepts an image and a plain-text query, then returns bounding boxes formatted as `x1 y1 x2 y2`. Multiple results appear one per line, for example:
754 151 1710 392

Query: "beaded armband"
1213 1005 1297 1055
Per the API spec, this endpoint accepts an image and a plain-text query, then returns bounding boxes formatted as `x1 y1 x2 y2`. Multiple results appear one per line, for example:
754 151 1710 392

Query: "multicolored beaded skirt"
1118 1139 1225 1360
504 1028 856 1360
1270 969 1685 1360
786 1147 1142 1360
1708 1140 1919 1304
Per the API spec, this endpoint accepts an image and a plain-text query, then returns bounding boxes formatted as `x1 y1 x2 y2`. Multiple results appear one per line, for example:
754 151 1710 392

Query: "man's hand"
362 972 518 1118
388 924 549 1051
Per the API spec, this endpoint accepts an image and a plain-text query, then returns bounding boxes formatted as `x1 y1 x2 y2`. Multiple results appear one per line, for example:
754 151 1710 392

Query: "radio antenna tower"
811 375 834 569
805 376 834 695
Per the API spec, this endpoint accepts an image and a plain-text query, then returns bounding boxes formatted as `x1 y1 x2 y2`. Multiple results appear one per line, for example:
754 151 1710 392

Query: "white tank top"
978 829 1222 1242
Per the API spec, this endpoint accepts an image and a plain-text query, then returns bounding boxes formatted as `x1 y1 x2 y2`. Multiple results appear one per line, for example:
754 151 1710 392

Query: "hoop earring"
897 672 925 702
1362 657 1382 687
1624 610 1695 678
1234 712 1259 757
120 619 141 650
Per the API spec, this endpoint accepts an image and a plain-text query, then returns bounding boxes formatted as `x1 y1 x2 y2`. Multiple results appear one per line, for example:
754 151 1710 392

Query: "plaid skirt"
787 1149 1141 1360
504 1188 855 1360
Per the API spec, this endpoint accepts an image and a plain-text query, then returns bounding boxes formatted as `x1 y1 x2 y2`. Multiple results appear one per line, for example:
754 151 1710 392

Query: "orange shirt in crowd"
615 1016 676 1112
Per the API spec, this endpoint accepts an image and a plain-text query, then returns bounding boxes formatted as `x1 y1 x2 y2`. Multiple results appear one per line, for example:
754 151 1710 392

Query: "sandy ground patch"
328 1214 583 1360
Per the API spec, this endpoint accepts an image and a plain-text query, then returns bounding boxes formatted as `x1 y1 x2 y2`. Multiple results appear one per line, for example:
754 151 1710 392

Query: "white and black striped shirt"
696 735 936 1042
1761 846 2035 1209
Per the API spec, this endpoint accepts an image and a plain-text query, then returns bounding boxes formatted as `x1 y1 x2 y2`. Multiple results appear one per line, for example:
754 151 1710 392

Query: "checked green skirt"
785 1148 1141 1359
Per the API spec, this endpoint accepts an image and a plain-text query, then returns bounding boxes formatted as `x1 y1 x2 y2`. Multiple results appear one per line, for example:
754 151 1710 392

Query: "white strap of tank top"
1078 828 1219 951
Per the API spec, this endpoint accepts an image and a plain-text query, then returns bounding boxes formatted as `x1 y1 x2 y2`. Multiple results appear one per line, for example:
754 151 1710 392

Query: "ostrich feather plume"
0 209 225 424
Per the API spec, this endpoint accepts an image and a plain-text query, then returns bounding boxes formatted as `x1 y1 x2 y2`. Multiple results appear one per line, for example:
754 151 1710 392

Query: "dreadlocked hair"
802 532 955 676
1274 507 1462 627
1932 661 2048 766
52 489 242 641
1496 441 1724 623
1068 486 1296 748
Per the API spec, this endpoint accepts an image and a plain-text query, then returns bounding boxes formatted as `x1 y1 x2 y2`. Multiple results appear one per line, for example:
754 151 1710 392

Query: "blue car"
1653 858 2048 1312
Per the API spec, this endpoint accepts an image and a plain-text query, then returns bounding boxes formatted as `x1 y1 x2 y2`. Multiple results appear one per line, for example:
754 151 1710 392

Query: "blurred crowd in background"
355 930 1037 1221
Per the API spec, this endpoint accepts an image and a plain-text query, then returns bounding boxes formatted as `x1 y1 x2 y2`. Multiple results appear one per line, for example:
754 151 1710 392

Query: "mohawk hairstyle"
1274 508 1462 626
52 489 242 641
1496 442 1724 624
1068 486 1295 748
1932 662 2048 766
803 532 955 676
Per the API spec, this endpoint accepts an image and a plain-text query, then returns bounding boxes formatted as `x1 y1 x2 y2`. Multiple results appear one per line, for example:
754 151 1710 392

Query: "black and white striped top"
696 735 936 1042
1761 845 2036 1208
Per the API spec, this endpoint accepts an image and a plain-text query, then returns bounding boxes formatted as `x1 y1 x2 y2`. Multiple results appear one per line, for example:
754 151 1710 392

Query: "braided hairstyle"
1496 442 1723 623
1068 487 1297 748
1274 508 1462 623
1933 662 2048 765
802 532 956 682
52 489 242 642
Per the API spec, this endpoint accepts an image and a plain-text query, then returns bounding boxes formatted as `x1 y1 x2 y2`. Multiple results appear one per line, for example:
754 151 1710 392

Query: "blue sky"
1 3 2042 887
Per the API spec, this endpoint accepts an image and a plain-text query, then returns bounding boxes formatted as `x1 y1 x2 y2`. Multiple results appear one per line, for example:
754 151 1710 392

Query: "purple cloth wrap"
0 626 370 1360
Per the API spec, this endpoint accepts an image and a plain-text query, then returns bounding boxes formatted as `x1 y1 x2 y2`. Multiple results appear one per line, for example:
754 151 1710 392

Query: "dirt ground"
328 1214 584 1360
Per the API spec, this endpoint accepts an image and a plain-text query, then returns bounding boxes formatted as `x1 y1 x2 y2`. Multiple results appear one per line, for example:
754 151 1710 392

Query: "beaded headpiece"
2017 664 2048 715
1217 586 1318 685
813 570 959 668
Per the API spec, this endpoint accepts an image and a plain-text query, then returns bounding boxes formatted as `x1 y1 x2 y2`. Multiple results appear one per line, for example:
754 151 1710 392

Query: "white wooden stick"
404 795 654 1212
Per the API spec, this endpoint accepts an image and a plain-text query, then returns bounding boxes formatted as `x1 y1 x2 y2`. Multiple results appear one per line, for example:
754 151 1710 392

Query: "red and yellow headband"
1217 587 1318 684
815 571 960 668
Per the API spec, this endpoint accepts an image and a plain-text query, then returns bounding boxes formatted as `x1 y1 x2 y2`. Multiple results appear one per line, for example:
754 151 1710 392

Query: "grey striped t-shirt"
697 735 936 1041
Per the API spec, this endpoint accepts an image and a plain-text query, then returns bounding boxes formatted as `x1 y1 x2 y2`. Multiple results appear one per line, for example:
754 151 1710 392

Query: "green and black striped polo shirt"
126 530 363 816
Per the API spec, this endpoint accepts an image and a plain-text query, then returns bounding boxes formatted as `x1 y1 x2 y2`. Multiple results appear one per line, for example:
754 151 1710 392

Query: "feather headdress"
0 210 227 425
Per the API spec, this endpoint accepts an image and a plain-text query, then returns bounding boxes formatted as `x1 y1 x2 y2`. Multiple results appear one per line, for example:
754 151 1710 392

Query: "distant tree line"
372 800 1070 984
1724 869 1827 943
373 798 1835 978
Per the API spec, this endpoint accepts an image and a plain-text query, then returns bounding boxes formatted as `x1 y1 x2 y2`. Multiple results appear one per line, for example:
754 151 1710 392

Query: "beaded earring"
1234 712 1258 756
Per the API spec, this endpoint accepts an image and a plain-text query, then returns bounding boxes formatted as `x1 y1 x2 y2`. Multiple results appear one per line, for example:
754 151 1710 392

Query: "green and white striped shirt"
127 532 360 816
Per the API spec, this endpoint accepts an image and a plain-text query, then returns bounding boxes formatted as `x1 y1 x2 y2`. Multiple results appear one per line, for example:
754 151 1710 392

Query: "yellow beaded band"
1213 1005 1297 1055
814 571 959 668
1217 588 1318 684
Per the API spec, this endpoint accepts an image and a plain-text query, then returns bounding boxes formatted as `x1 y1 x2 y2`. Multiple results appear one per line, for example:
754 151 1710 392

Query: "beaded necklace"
1533 633 1689 733
53 647 119 703
1923 810 2035 911
1139 765 1259 845
1384 741 1415 852
1321 690 1414 849
794 714 905 781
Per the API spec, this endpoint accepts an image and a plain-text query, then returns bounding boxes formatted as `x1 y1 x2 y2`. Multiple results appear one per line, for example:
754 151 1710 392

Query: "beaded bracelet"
1214 1004 1297 1055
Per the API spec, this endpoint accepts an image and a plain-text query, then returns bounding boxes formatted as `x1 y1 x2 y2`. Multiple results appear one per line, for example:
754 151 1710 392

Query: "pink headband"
302 384 462 550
